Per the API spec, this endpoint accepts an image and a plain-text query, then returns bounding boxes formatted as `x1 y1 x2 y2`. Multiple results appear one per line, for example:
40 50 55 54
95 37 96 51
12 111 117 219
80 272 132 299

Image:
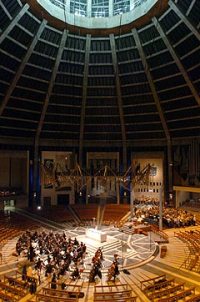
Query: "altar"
85 228 107 243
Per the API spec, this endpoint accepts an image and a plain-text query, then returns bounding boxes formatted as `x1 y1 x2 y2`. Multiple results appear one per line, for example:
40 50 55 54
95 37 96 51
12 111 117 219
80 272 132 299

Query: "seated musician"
71 265 80 280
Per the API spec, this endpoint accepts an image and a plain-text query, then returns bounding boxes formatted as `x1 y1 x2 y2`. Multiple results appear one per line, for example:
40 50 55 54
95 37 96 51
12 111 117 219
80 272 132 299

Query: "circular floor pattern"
64 225 158 272
1 225 158 277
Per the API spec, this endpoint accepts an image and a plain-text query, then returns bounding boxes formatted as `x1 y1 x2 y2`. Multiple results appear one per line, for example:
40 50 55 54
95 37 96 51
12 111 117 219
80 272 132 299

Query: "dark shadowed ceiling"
0 0 200 149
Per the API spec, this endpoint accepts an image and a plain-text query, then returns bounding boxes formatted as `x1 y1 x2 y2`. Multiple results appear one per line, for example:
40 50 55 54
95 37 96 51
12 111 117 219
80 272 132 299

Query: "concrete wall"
0 151 29 208
0 157 10 187
41 151 75 205
131 152 164 202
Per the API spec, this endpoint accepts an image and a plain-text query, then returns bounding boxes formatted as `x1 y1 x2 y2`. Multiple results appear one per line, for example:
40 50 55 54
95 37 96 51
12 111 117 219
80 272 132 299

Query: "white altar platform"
85 228 107 243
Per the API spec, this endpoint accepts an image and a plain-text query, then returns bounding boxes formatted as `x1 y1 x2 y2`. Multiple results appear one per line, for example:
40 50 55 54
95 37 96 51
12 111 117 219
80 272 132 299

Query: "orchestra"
16 229 122 285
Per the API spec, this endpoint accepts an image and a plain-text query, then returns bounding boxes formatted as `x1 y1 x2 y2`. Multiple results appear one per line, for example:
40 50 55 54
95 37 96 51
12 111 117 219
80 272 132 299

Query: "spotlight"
37 205 42 210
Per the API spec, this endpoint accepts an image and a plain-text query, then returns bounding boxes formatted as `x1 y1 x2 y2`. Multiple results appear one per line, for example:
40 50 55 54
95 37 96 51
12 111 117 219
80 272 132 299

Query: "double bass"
107 261 119 281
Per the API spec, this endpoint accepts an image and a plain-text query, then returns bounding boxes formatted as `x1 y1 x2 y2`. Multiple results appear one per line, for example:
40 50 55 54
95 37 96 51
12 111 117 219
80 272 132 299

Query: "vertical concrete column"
87 0 92 17
33 139 39 207
159 185 163 230
109 0 113 16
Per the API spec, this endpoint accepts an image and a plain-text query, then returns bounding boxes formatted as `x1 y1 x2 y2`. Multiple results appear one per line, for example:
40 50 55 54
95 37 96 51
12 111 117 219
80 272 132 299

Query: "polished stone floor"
64 225 157 272
1 220 200 302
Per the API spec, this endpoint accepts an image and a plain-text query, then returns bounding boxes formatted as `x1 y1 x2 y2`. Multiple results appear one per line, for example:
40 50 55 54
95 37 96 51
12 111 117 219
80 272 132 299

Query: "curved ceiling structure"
0 0 200 149
33 0 163 31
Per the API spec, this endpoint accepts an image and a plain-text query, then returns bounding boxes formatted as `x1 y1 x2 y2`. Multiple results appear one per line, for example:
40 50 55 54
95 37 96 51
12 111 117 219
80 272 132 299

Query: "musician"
16 230 88 282
89 260 102 282
45 260 53 277
28 244 35 262
107 258 120 281
95 248 103 261
35 258 43 271
71 265 80 280
51 272 57 289
74 237 79 246
22 264 27 281
113 260 119 279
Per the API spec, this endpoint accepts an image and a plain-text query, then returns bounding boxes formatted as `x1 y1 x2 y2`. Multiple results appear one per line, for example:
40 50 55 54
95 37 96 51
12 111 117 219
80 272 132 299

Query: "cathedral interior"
0 0 200 301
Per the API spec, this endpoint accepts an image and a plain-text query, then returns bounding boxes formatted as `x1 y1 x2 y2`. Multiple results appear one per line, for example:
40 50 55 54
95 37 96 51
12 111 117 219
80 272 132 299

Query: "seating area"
31 206 75 223
150 225 169 244
140 274 168 291
174 230 200 272
33 283 84 302
71 204 98 225
34 294 78 301
102 204 130 226
25 282 138 302
47 282 83 294
141 274 200 302
181 199 200 209
0 210 40 252
3 269 84 302
132 205 196 228
0 206 199 302
0 273 30 301
70 204 130 227
94 284 137 302
180 206 200 225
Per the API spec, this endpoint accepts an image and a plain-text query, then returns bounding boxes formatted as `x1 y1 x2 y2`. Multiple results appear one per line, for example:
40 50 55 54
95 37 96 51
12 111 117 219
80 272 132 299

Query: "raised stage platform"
86 228 107 243
75 225 157 272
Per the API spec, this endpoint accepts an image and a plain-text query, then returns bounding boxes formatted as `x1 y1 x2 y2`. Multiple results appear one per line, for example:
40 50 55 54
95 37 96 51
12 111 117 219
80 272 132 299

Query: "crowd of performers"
16 230 86 284
16 230 120 286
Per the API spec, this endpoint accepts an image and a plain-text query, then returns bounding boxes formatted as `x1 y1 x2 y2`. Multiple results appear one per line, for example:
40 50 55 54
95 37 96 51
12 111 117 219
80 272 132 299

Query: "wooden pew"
43 287 84 299
157 287 196 302
148 282 185 300
187 294 200 301
4 275 29 291
48 282 82 293
0 281 24 300
94 296 137 302
174 231 200 271
71 204 98 221
144 279 175 293
35 293 78 301
103 205 130 223
0 290 17 302
140 274 167 291
94 284 137 302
